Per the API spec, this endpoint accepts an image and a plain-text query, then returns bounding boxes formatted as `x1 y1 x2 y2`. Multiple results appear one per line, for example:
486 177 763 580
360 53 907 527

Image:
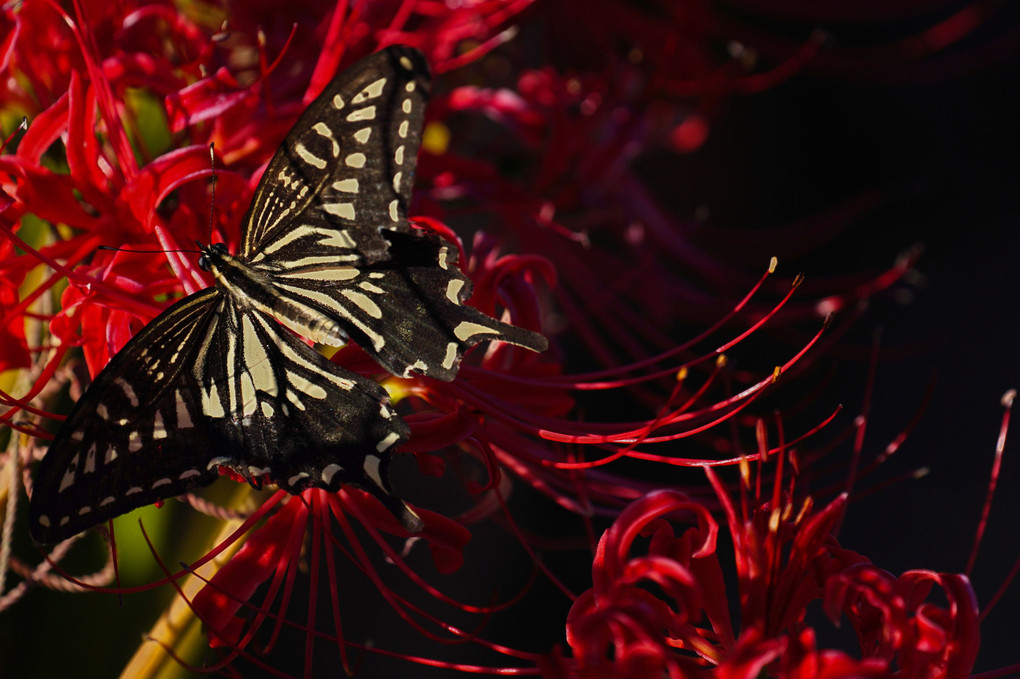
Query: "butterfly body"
199 242 349 347
28 46 546 544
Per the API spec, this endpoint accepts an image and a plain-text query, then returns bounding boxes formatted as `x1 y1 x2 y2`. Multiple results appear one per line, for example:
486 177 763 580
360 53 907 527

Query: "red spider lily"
551 419 999 679
188 488 471 671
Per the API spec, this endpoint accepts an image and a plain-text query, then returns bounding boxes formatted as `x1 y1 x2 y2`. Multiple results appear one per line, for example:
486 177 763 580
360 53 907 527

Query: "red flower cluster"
552 472 981 678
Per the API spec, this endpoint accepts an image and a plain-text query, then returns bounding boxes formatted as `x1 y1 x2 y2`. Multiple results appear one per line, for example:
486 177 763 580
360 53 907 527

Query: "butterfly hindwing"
266 228 547 380
195 299 409 494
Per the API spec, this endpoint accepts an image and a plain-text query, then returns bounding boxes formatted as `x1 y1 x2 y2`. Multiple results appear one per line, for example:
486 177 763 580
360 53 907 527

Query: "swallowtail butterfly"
28 46 547 544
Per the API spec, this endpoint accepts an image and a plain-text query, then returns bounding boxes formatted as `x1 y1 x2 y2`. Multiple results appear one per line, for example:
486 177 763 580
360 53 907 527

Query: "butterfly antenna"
97 246 202 255
207 142 217 245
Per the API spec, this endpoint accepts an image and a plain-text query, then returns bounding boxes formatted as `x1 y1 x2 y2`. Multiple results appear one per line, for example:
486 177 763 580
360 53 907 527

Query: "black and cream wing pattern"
29 45 547 544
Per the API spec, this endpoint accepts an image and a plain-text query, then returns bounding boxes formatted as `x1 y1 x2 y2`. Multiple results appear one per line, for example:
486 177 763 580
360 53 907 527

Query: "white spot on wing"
241 316 278 397
201 381 226 419
240 372 257 417
180 469 202 480
321 464 343 484
152 478 172 489
313 122 339 157
276 267 360 282
443 342 459 370
353 128 371 144
346 106 376 122
252 225 309 261
313 227 356 249
153 410 167 439
345 153 367 168
353 77 387 103
398 120 409 138
128 431 142 452
323 203 356 220
358 281 384 295
287 390 307 411
375 432 400 453
286 370 328 400
295 143 327 169
341 289 383 318
446 278 465 303
454 322 500 342
333 178 359 193
388 199 399 222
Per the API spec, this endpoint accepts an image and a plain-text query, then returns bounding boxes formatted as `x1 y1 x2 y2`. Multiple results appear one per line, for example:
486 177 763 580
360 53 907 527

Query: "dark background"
664 18 1020 672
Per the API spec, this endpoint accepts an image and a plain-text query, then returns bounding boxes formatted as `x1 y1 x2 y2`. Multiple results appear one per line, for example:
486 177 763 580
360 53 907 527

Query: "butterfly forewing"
30 289 222 542
243 46 430 267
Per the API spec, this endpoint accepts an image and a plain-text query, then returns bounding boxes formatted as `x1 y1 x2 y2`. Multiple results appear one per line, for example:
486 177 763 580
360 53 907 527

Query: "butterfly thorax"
199 242 349 347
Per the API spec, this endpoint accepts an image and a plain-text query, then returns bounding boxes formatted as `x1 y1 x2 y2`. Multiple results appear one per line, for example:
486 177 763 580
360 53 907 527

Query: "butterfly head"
197 241 230 273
